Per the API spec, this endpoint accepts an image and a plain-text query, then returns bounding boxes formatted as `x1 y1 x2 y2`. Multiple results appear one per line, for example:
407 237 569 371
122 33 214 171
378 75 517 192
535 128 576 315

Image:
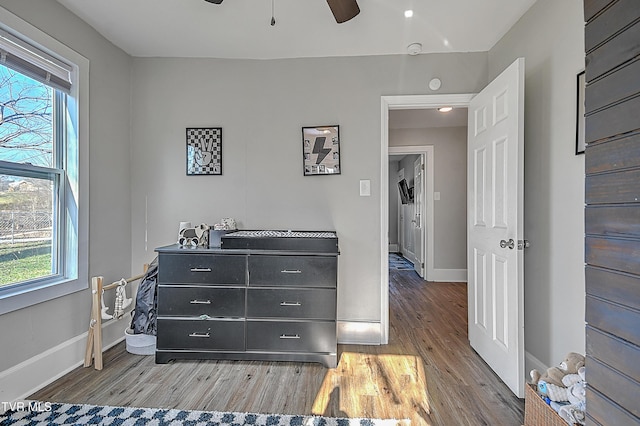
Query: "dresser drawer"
248 255 336 287
158 286 245 318
247 288 335 320
157 319 244 350
247 321 336 353
159 253 246 285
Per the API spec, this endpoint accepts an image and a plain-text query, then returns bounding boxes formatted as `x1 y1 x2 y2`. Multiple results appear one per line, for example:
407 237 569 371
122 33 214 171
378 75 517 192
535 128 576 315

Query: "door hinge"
517 240 530 250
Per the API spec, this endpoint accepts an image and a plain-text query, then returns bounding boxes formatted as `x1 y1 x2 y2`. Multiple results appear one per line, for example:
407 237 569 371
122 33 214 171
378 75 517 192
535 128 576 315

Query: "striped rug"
0 402 407 425
388 253 414 270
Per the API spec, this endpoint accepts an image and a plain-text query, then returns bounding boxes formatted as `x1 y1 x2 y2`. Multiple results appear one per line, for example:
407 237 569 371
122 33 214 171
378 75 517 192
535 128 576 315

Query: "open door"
467 58 525 398
413 155 425 277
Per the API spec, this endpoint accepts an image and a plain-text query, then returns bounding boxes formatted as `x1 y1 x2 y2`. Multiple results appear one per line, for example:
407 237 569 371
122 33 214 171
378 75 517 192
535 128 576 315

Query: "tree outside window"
0 65 58 287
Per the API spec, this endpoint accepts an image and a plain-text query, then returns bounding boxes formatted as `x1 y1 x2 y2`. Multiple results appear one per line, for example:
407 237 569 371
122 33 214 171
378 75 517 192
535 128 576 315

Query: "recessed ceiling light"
438 107 453 113
404 10 414 18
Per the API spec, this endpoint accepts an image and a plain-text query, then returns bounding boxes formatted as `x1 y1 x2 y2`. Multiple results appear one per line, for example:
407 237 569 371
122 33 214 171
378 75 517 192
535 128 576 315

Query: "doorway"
381 59 526 398
388 147 434 279
380 94 474 345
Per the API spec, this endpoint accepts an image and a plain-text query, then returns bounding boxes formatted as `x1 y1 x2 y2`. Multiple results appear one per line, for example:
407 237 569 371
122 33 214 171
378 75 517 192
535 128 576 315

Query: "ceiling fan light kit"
326 0 360 23
204 0 360 24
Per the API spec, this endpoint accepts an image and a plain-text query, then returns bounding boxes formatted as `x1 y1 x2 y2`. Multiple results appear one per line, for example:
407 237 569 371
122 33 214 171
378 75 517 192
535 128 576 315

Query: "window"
0 65 60 287
0 10 88 314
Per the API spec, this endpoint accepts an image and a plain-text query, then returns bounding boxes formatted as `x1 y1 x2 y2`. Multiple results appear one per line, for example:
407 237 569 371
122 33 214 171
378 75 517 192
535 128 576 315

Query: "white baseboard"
388 244 399 253
525 350 549 381
431 268 467 282
0 316 129 403
337 321 381 345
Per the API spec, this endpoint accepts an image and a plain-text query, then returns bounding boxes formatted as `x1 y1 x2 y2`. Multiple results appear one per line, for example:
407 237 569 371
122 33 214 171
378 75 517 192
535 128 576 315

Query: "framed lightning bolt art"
186 127 222 175
302 125 341 176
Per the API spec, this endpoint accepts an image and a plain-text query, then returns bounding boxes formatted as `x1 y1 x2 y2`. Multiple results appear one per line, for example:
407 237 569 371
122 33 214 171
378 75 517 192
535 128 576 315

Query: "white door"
413 156 425 277
467 58 525 398
397 168 405 255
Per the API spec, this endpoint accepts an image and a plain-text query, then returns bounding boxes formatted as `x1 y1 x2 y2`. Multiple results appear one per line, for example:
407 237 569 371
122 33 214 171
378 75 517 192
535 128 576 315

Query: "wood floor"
31 269 524 425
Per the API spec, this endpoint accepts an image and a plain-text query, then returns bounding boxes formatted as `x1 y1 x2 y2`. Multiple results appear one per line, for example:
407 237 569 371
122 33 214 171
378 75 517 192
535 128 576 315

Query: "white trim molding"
0 317 128 403
525 351 549 380
0 5 90 315
380 94 475 345
337 321 381 345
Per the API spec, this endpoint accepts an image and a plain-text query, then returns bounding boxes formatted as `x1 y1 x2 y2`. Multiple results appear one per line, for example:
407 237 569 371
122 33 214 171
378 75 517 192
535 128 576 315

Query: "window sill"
0 276 87 315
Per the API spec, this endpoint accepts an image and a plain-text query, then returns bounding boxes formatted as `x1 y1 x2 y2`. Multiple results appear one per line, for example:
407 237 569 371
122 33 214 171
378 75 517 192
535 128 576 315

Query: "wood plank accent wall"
584 1 640 425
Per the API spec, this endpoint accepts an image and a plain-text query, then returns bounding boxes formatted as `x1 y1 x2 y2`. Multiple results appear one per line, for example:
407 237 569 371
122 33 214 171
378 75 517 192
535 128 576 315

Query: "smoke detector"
407 43 422 56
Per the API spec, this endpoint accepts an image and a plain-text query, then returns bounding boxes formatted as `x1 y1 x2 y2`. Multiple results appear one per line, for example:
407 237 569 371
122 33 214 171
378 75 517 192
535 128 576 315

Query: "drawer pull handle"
190 268 212 272
281 269 302 274
280 301 301 307
279 334 301 339
189 332 211 338
190 299 212 305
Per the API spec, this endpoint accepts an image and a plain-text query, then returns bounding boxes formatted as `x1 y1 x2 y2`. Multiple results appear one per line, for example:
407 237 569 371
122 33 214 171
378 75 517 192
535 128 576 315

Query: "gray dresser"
155 231 338 367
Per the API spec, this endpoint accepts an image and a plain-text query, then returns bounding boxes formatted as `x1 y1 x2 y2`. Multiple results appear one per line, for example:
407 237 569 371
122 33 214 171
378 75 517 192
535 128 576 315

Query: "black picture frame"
186 127 222 175
398 179 410 204
575 71 586 155
302 125 341 176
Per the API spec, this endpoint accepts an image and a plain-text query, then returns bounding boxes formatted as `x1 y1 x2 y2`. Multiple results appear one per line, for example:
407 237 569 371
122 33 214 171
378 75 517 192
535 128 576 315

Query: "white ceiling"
56 0 538 59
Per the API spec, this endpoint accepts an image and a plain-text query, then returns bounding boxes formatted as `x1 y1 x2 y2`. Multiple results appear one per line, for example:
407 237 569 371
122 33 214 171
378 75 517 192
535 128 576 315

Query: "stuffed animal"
530 352 585 402
537 380 570 402
531 365 565 387
178 223 209 247
558 367 587 425
558 352 586 374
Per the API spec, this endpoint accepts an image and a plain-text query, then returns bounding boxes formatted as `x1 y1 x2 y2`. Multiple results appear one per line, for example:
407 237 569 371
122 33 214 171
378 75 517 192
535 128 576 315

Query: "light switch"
434 192 441 200
360 180 371 196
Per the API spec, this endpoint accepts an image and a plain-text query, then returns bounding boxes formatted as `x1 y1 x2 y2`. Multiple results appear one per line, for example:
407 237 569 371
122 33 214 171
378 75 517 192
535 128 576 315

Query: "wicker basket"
524 383 576 426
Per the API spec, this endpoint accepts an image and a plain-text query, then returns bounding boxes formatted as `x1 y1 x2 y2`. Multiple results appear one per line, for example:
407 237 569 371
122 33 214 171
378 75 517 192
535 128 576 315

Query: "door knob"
500 239 515 249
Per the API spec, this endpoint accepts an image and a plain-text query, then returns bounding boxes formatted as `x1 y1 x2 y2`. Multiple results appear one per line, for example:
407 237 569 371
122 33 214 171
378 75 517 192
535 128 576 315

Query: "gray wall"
129 54 488 323
488 0 586 368
0 1 132 371
2 0 586 392
390 127 467 270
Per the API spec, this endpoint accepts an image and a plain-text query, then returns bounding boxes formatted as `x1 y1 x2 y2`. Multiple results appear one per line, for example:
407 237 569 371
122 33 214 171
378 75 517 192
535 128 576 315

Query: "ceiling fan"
204 0 360 24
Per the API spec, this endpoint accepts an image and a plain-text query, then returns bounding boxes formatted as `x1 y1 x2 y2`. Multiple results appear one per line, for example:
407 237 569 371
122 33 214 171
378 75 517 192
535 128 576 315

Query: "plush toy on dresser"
530 352 587 425
178 223 209 247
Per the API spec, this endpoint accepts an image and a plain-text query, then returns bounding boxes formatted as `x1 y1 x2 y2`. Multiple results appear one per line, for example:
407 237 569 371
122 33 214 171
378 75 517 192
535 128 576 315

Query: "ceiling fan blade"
326 0 360 23
204 0 224 4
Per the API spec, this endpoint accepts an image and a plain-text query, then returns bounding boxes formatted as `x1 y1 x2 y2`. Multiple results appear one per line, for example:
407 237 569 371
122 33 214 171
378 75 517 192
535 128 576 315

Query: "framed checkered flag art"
186 127 222 175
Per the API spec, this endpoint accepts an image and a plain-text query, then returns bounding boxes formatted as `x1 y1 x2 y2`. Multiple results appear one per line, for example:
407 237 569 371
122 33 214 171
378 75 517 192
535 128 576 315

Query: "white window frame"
0 6 89 315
